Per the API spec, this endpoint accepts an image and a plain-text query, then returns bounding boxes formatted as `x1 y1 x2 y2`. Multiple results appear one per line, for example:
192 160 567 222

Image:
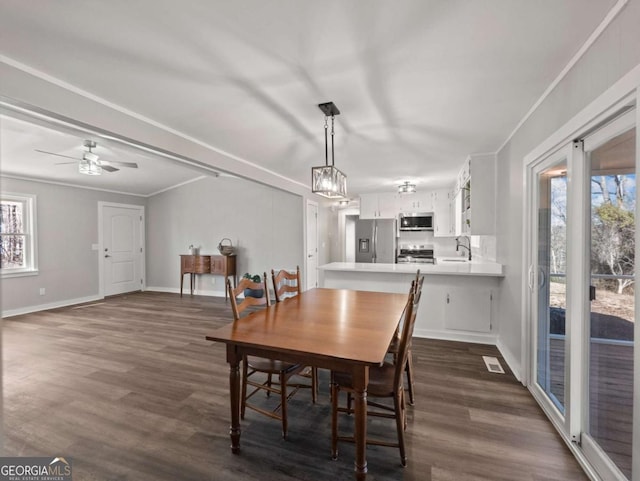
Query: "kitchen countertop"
318 258 503 277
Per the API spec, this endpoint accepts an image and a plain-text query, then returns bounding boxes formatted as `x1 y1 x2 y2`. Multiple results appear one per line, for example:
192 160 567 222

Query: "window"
1 193 37 277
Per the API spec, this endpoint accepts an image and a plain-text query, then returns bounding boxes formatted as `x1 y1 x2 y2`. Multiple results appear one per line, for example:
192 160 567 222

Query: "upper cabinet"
359 192 397 219
432 189 454 237
396 192 432 213
454 154 496 235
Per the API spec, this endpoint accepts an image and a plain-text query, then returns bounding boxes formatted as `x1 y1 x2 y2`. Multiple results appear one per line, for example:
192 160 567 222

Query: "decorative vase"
244 288 264 298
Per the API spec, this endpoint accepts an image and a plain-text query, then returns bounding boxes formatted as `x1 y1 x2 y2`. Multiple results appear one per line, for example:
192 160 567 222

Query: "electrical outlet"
39 287 46 296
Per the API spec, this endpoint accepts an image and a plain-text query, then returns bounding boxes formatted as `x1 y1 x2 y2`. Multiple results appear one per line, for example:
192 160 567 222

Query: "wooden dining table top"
206 288 408 366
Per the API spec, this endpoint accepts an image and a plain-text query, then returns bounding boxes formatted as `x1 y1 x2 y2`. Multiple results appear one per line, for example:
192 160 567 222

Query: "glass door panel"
536 158 568 412
587 126 635 479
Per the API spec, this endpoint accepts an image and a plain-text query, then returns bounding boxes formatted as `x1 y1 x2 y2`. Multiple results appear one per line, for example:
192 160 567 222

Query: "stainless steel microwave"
398 212 433 231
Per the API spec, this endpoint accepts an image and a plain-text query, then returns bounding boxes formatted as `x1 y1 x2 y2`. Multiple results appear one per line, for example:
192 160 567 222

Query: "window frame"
1 192 38 277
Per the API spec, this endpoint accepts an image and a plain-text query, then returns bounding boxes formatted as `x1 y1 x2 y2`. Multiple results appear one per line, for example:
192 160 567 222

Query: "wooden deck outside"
549 337 634 478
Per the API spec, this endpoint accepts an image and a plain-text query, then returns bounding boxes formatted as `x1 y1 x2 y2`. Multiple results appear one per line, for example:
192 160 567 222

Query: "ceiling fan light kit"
35 139 139 176
311 101 347 199
79 159 102 175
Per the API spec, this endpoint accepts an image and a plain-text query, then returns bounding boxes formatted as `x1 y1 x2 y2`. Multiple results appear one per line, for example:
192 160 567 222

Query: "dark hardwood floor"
3 291 589 480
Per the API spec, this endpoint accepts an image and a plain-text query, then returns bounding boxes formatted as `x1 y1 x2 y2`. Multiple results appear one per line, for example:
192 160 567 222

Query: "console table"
180 254 237 299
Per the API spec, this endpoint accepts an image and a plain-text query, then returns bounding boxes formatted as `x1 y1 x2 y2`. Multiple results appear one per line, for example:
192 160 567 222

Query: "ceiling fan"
35 140 138 175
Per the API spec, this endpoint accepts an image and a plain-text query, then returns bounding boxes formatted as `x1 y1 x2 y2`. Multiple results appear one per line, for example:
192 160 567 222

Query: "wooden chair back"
393 289 420 390
227 273 270 321
271 266 301 302
415 274 424 297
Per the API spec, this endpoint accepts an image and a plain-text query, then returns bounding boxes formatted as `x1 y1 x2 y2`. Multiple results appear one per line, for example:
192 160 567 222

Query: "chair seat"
247 356 302 374
387 336 400 353
333 362 396 398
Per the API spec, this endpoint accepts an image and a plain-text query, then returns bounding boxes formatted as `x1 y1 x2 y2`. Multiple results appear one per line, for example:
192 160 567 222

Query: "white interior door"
306 201 318 290
101 203 144 296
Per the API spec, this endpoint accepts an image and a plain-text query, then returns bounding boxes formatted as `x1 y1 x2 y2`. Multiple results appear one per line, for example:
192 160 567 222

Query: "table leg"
180 272 184 297
227 345 242 453
352 365 369 480
190 273 194 295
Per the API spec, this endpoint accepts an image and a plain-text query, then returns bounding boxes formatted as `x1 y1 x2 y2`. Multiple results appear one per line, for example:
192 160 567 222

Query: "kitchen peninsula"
318 259 504 344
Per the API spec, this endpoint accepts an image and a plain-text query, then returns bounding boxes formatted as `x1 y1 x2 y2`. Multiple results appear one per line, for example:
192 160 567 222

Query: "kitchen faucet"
456 236 472 261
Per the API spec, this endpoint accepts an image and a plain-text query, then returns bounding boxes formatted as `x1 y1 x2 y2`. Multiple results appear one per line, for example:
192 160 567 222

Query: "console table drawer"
181 255 211 273
180 254 237 298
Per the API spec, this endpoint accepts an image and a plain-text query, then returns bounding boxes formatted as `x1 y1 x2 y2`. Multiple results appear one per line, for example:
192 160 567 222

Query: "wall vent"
482 356 505 374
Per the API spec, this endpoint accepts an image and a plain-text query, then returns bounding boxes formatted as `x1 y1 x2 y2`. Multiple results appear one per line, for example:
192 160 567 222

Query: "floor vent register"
482 356 505 374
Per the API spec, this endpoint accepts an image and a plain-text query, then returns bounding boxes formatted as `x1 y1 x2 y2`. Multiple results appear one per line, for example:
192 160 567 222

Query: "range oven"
396 245 435 264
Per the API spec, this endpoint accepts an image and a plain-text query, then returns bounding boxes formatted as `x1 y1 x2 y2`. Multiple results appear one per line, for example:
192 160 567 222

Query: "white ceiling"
0 1 618 197
0 112 215 196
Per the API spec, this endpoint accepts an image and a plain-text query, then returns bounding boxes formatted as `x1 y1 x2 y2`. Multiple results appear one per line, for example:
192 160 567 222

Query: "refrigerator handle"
373 222 378 263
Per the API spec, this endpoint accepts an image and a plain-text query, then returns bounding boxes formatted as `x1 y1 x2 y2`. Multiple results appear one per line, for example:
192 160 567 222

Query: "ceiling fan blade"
101 165 120 173
104 160 138 168
35 149 81 161
54 161 77 165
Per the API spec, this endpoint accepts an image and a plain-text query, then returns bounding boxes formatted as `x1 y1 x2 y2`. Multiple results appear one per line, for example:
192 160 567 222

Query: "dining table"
205 287 408 480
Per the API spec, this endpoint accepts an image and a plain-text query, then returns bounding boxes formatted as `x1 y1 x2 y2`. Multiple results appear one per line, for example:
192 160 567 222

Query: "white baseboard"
496 338 522 383
145 286 227 297
1 294 103 318
414 328 497 345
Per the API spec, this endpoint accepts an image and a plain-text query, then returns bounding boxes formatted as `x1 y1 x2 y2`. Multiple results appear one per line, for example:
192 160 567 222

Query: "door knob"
105 254 111 258
308 254 313 258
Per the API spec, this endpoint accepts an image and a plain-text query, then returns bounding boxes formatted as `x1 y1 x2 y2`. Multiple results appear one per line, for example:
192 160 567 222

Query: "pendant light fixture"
312 101 347 198
398 181 416 194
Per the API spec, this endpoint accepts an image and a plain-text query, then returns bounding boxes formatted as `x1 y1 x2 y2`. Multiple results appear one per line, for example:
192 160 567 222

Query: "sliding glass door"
528 108 637 481
582 120 635 480
535 150 569 414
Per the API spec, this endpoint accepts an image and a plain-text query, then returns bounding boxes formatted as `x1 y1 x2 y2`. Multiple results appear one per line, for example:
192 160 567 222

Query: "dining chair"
387 271 423 405
226 274 305 439
331 283 421 466
271 266 318 402
271 265 301 302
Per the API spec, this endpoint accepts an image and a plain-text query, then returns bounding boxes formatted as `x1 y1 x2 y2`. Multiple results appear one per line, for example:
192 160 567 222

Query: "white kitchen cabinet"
432 189 454 237
453 188 464 236
359 193 397 219
453 154 495 235
378 193 398 218
396 192 432 213
359 194 378 219
444 287 492 332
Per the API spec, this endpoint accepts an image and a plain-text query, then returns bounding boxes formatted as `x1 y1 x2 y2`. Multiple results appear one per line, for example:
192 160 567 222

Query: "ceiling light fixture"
79 158 102 175
79 141 102 175
398 181 416 194
312 101 347 198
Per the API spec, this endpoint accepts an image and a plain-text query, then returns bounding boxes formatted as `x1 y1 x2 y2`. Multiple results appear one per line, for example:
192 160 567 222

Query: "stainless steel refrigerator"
355 218 397 263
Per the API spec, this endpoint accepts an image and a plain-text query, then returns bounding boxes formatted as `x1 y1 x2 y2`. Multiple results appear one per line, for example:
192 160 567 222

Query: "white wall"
1 177 146 315
495 0 640 378
146 175 304 295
